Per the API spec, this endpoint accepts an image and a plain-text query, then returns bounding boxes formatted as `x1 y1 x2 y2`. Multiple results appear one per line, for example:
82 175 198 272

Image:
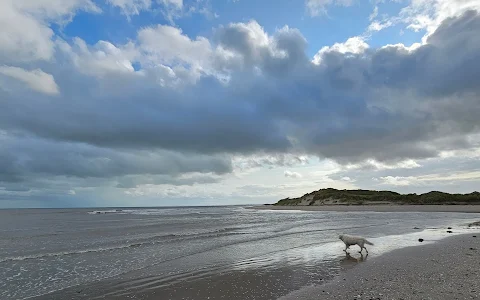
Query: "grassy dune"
273 188 480 206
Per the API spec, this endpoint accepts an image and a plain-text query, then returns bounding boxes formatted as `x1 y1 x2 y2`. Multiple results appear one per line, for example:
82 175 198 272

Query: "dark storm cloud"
0 71 291 154
217 11 480 163
0 133 231 186
115 173 221 189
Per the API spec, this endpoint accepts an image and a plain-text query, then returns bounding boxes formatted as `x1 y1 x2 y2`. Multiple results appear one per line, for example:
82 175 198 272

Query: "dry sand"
254 204 480 213
280 233 480 300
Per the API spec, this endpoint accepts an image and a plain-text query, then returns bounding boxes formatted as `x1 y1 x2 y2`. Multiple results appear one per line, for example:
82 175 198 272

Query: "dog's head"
338 234 344 240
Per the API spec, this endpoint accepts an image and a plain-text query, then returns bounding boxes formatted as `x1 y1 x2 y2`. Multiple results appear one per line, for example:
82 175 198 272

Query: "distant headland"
270 188 480 206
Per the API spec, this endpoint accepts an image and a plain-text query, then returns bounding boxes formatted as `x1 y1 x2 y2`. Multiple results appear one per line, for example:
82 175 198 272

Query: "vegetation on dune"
273 188 480 206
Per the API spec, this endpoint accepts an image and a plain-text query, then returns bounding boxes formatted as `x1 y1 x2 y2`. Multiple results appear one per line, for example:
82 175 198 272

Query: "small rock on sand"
418 238 424 242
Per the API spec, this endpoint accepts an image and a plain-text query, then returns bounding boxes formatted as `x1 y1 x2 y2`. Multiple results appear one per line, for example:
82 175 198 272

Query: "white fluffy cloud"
0 66 59 95
138 25 213 72
367 0 480 40
401 0 480 37
312 36 369 64
0 0 100 63
58 38 139 77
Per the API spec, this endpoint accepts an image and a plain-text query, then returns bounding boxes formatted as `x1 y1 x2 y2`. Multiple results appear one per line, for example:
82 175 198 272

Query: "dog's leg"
358 244 363 253
364 246 368 254
344 244 350 252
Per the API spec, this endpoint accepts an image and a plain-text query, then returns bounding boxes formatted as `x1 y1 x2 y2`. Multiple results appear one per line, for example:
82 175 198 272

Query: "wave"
0 221 392 264
0 243 144 263
87 208 202 216
87 207 238 216
0 227 246 263
88 209 127 215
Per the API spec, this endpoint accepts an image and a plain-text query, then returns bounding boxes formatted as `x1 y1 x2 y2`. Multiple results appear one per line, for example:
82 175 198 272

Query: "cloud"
367 20 394 32
2 5 480 204
161 0 183 8
107 0 152 16
346 159 421 171
369 6 379 21
115 173 222 189
400 0 480 37
367 0 480 42
215 21 309 75
377 170 480 187
306 0 355 17
233 154 309 172
58 38 139 78
0 0 100 63
312 36 369 64
138 25 213 74
284 170 303 178
0 66 59 95
377 176 412 186
159 0 218 24
105 0 214 23
0 132 231 193
3 11 480 163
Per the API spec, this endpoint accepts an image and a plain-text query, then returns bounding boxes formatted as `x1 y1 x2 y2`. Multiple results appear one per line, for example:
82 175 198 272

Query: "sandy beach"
255 204 480 213
280 233 480 300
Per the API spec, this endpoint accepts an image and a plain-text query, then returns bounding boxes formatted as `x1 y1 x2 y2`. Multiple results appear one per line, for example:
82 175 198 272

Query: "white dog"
339 234 374 254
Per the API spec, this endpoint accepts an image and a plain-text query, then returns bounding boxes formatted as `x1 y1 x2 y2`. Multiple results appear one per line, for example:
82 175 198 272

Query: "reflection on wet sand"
339 252 368 268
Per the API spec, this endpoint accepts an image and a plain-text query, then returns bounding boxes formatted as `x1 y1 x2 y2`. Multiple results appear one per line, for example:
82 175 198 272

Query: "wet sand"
36 230 480 300
255 204 480 213
34 259 341 300
280 233 480 300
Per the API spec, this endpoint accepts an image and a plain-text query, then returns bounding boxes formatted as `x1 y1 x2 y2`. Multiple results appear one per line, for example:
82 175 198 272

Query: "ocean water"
1 206 479 299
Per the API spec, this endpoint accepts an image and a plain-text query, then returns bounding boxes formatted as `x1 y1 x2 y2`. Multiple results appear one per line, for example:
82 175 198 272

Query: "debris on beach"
446 230 453 233
418 238 424 242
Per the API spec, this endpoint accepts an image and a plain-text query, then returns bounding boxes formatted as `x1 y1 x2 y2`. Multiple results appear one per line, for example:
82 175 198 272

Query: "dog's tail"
364 239 374 246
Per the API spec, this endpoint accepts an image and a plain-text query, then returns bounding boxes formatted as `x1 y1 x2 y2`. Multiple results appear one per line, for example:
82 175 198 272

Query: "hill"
273 188 480 206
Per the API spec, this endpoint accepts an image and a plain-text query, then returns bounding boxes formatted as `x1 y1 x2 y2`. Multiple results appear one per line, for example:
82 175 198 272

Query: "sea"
1 206 479 300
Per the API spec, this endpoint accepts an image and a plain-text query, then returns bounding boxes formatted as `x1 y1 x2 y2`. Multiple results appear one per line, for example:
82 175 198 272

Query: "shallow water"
0 206 479 299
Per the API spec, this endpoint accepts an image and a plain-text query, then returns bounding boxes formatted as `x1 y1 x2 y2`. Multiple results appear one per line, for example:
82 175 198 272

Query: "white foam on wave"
87 208 190 215
87 209 126 215
0 225 250 264
0 242 144 263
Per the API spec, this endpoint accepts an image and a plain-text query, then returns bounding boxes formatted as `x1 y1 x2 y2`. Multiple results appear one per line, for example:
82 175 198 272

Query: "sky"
1 0 480 208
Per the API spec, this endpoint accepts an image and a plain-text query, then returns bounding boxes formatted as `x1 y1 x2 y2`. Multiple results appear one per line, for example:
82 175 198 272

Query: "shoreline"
279 232 480 300
252 204 480 213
